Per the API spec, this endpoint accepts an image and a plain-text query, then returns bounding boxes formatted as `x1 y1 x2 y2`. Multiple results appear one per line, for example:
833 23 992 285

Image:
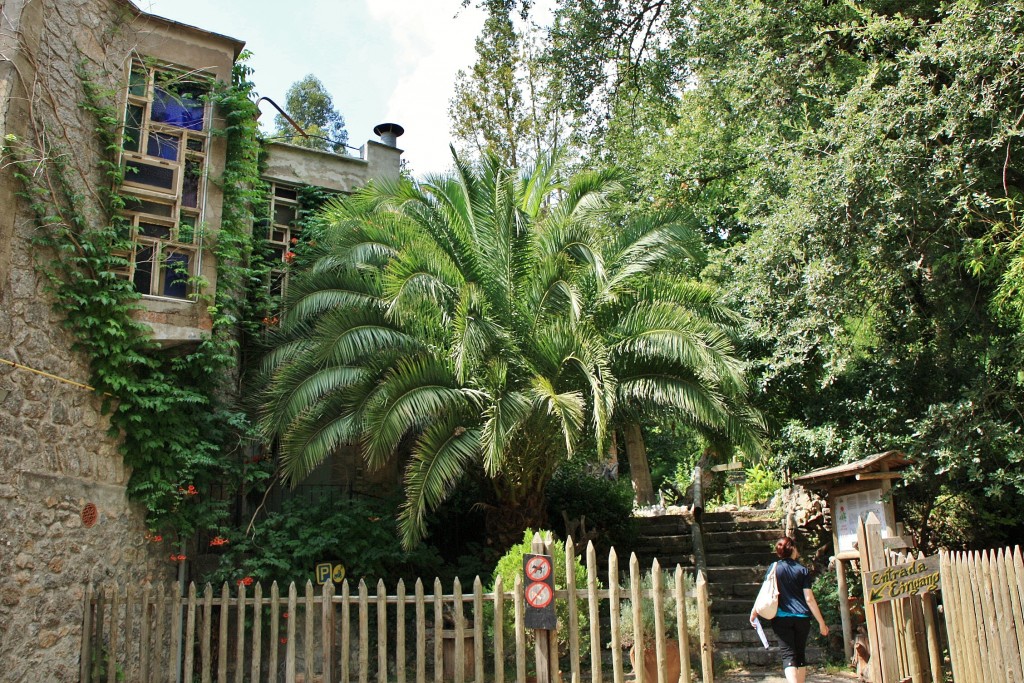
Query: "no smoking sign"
523 554 556 629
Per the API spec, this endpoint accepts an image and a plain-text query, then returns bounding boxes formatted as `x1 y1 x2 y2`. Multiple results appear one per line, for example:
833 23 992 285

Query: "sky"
140 0 487 177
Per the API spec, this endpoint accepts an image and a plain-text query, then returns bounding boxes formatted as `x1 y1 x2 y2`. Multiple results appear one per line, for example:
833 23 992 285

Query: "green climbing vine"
2 52 270 550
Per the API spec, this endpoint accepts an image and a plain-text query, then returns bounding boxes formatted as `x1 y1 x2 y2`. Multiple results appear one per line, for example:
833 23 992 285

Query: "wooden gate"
857 512 1024 682
79 537 715 683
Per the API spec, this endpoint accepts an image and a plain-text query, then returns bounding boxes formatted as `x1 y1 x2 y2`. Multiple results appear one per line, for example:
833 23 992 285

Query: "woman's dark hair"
775 536 796 559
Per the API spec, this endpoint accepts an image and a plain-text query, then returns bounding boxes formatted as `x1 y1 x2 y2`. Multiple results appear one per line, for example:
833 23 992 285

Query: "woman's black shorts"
771 616 812 668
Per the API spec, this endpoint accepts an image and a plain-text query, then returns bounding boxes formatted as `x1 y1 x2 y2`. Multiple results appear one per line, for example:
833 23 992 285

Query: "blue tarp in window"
151 87 205 131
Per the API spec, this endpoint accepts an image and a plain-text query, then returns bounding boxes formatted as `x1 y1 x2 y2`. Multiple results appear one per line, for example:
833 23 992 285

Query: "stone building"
0 0 402 679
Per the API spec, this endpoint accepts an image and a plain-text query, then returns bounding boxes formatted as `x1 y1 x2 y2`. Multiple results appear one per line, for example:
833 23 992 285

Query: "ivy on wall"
3 53 270 547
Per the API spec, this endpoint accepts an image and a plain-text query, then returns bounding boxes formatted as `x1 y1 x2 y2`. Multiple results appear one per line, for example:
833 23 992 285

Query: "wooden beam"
855 472 904 481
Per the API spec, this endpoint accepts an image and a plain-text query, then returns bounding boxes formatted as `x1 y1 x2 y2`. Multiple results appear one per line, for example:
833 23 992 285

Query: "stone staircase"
629 509 817 667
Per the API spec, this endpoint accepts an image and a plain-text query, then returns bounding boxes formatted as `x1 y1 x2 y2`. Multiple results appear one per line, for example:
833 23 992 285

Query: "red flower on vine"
237 576 254 586
283 612 289 619
209 536 229 547
145 532 163 542
262 316 279 327
178 485 198 496
284 251 296 263
169 554 187 562
280 637 288 645
290 237 299 245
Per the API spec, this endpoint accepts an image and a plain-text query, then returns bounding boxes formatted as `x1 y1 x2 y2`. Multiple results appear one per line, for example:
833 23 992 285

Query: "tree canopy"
273 74 349 153
450 0 1024 549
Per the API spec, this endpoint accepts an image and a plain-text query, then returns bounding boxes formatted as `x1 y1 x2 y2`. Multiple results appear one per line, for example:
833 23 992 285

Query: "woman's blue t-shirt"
767 558 813 618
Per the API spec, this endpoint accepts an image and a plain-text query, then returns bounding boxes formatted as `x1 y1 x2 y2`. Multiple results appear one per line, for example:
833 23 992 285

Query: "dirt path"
715 668 860 682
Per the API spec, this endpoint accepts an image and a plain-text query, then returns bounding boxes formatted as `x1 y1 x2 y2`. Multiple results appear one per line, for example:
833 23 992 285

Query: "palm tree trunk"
624 421 656 506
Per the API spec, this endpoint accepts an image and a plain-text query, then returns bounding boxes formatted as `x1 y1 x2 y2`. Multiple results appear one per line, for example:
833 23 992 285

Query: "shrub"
489 529 592 659
741 463 783 504
545 465 635 555
204 495 443 587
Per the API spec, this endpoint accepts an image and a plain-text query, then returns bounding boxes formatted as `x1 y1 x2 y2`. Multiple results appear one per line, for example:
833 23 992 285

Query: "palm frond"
479 389 532 476
362 354 465 469
529 376 585 456
398 417 482 548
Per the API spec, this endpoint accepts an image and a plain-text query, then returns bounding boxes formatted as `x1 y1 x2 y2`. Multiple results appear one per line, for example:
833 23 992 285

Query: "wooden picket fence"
940 546 1024 683
877 548 944 683
80 538 715 683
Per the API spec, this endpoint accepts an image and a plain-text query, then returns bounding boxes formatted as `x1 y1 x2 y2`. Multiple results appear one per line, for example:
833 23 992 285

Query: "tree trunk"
624 421 655 506
485 488 548 552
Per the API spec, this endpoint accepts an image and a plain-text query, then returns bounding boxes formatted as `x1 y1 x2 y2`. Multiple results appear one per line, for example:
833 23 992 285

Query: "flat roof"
793 450 911 488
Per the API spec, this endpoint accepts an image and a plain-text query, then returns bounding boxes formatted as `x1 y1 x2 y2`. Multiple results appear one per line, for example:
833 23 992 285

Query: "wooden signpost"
527 532 559 683
865 555 940 604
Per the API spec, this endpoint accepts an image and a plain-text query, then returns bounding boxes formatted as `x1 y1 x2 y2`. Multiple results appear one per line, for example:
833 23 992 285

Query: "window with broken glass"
115 61 211 299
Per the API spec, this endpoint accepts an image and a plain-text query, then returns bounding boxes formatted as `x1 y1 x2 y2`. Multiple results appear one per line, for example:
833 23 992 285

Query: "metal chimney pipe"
373 122 404 148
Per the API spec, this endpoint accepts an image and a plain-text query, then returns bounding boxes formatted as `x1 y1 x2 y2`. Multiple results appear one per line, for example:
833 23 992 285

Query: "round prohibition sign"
525 556 552 582
525 581 553 609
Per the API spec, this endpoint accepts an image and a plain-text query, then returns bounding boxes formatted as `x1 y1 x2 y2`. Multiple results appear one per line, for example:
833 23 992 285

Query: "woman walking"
750 536 829 683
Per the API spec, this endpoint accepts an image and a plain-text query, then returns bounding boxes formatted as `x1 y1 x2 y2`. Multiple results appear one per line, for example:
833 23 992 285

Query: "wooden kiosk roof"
793 450 911 489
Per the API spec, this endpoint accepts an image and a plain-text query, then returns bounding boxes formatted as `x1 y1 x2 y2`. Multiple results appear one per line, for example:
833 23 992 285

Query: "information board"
835 490 890 552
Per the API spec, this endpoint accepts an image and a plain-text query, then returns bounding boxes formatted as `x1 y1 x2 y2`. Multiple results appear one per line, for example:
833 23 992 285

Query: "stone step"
701 510 778 523
632 553 696 570
717 627 765 645
716 644 777 667
704 566 767 583
630 534 692 551
699 519 780 533
703 529 780 547
632 515 692 535
708 597 757 613
716 613 765 630
708 581 761 599
706 552 773 567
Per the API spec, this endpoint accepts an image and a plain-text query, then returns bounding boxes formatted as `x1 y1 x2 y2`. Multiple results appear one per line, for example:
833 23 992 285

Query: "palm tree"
258 151 763 548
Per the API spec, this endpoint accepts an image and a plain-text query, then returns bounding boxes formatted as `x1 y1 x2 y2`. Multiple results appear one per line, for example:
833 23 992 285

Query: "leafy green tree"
450 8 570 167
257 151 762 547
508 0 1024 547
273 74 348 153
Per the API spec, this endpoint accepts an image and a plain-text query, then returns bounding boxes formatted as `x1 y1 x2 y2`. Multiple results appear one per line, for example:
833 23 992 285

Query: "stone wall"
0 0 212 679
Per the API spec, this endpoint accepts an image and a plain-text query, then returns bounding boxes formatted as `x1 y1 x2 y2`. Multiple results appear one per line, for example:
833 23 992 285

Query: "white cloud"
366 1 485 176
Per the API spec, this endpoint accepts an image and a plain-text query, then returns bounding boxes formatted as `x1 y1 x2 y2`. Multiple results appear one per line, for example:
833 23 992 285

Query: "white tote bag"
753 561 779 619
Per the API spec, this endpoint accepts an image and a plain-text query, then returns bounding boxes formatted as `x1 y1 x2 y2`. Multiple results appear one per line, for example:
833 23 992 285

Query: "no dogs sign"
523 553 556 629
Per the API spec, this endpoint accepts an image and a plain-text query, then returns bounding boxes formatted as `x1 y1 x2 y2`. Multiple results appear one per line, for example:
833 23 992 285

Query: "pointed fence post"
531 532 552 683
859 512 899 682
696 571 713 683
565 537 581 683
586 542 602 683
609 547 623 683
630 553 644 683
